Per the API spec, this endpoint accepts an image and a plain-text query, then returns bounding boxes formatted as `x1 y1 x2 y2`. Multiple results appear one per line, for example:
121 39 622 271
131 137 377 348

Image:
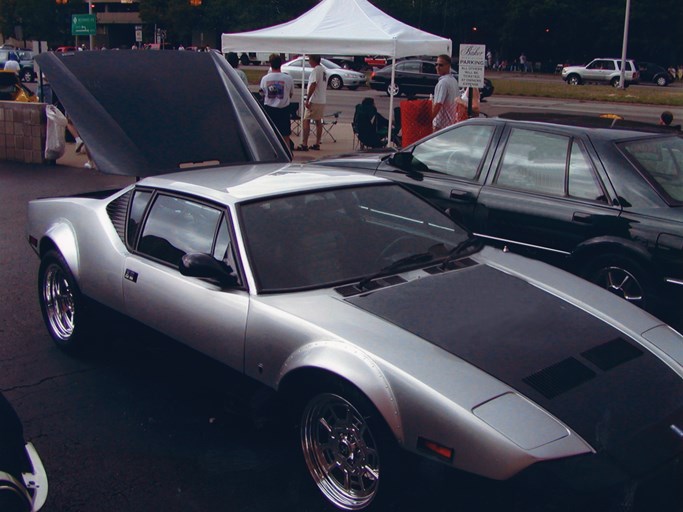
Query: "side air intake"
106 190 132 243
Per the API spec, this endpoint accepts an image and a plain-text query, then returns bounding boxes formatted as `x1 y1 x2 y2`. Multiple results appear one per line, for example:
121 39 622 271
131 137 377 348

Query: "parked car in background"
637 61 674 87
54 46 77 53
0 70 37 102
0 391 48 512
319 113 683 321
31 50 683 512
369 59 495 98
364 55 388 68
15 49 35 83
561 58 639 87
282 57 366 90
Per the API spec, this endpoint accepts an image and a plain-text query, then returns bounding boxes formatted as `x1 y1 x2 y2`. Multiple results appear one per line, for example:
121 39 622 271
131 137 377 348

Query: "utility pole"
618 0 631 90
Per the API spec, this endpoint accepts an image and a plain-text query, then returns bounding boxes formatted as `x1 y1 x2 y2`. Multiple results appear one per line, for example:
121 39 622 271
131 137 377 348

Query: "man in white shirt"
259 54 295 150
431 54 459 132
3 54 20 74
297 55 326 151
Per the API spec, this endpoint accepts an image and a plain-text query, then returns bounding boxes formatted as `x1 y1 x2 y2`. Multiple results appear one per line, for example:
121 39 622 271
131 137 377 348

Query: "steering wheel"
375 236 422 266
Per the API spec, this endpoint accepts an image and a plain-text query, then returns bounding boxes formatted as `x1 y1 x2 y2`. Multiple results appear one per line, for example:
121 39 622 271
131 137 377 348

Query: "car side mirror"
389 152 425 181
179 253 238 287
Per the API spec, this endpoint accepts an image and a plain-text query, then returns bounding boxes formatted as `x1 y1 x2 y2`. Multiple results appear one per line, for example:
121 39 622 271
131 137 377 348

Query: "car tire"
567 74 582 85
299 382 399 511
655 75 668 87
19 69 33 83
328 75 343 90
582 253 657 313
38 250 94 353
240 54 250 66
610 77 629 88
386 83 400 96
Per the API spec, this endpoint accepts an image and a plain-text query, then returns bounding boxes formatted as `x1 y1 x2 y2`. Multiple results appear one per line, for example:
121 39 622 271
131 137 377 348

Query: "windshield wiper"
358 251 435 291
439 236 484 270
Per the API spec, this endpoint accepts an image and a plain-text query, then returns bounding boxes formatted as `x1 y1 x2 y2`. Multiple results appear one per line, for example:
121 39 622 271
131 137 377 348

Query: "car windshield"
620 136 683 204
240 183 472 292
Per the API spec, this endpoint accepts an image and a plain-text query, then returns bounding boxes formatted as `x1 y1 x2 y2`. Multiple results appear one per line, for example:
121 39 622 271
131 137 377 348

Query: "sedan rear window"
621 136 683 203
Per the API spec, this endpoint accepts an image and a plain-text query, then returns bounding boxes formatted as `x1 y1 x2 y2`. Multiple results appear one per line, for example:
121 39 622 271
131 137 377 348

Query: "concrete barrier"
0 101 46 164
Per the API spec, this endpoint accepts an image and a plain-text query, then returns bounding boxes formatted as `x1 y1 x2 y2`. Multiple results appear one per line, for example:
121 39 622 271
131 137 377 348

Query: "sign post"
458 44 486 117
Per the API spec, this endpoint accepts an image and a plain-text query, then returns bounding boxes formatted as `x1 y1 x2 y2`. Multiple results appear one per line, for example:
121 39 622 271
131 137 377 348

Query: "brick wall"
0 101 46 164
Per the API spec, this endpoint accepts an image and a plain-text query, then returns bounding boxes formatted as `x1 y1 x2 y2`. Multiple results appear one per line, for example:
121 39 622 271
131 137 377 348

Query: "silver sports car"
28 51 683 511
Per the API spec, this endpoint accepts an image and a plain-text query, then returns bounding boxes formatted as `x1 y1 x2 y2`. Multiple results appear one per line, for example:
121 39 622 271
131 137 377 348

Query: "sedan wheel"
329 75 343 90
386 83 400 96
300 389 393 510
656 75 668 87
583 254 654 312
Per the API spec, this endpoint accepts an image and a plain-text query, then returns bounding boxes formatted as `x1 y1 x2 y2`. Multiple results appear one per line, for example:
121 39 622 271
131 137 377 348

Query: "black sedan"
319 114 683 321
369 59 494 99
637 61 674 87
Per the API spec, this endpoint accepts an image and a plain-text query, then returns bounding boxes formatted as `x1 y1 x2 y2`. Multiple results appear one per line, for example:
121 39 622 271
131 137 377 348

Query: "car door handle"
450 189 475 202
572 212 593 224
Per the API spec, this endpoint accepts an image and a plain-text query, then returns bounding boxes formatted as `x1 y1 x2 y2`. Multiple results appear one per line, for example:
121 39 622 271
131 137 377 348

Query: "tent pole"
300 54 306 124
387 44 397 147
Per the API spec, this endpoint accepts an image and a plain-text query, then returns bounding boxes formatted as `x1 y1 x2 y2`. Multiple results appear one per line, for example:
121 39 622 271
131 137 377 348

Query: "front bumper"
23 442 48 511
342 76 366 87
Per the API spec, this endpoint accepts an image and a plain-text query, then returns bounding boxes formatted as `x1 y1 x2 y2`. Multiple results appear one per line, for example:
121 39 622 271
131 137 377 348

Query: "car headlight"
473 392 569 449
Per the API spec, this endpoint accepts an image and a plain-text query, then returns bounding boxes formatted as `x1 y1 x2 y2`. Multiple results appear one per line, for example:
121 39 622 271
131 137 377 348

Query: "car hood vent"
423 257 478 275
523 357 596 399
106 190 131 243
335 275 406 297
580 337 643 371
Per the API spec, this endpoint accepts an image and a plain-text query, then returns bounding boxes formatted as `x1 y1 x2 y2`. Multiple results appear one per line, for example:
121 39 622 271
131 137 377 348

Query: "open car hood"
36 51 290 176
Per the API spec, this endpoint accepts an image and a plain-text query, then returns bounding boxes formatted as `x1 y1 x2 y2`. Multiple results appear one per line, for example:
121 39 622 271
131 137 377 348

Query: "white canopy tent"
221 0 452 145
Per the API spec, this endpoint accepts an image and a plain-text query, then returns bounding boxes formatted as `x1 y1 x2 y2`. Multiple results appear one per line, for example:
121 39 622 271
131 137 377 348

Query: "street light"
189 0 202 5
618 0 631 90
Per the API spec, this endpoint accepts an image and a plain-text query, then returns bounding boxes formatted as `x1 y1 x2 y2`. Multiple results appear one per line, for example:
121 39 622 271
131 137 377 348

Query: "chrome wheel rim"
42 264 75 341
387 84 398 96
595 266 643 304
301 393 380 510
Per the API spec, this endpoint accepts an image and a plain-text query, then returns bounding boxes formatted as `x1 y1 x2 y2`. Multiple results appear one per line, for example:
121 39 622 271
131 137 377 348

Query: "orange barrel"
400 99 432 146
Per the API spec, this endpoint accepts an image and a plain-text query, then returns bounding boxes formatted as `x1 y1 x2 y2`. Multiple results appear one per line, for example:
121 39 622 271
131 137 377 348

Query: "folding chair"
289 102 302 137
315 111 341 143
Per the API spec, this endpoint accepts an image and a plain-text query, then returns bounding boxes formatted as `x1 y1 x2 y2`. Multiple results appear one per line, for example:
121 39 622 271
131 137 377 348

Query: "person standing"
297 54 326 151
226 52 249 88
259 54 294 150
431 54 459 132
3 54 20 74
519 53 528 72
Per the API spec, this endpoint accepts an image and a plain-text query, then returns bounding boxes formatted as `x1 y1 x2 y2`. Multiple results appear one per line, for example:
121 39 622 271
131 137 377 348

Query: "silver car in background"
282 57 367 90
